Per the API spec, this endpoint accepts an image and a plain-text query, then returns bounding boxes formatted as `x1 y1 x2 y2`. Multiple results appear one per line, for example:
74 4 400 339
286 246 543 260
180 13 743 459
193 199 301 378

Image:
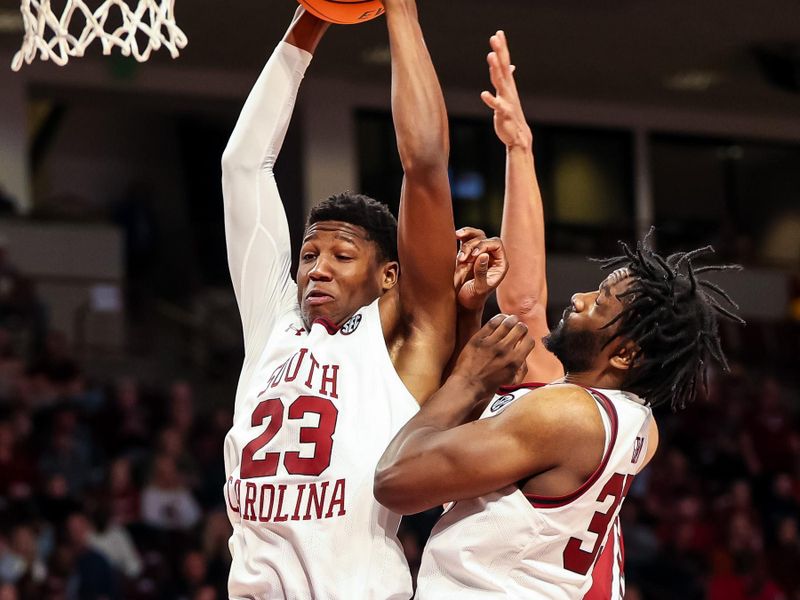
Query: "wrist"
446 372 489 400
505 127 533 152
459 296 489 312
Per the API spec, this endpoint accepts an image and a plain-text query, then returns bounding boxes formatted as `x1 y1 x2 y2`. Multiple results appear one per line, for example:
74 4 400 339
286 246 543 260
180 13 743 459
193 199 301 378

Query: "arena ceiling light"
663 70 722 92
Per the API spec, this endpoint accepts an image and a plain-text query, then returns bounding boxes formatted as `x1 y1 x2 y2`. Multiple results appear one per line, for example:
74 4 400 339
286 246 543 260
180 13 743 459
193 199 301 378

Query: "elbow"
398 134 449 178
221 144 270 177
400 155 448 181
497 291 546 320
373 465 425 515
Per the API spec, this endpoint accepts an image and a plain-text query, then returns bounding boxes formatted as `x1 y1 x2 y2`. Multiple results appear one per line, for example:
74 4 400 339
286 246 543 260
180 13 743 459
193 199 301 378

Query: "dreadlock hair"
307 192 398 263
595 229 745 411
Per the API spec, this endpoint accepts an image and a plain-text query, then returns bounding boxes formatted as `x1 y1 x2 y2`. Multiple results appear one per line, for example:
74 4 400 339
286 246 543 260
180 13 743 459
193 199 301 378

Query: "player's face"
296 221 397 328
543 270 632 373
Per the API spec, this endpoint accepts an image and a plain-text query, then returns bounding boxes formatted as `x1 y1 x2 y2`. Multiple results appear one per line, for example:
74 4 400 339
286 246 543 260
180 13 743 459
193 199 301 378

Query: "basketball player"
220 2 463 597
375 31 744 599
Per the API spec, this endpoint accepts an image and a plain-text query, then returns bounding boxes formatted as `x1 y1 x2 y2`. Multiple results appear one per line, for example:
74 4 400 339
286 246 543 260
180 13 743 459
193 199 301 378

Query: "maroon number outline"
240 396 338 479
563 473 633 575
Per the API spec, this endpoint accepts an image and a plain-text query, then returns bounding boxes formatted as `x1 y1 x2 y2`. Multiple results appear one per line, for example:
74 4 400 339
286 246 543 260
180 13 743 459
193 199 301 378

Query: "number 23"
240 395 339 479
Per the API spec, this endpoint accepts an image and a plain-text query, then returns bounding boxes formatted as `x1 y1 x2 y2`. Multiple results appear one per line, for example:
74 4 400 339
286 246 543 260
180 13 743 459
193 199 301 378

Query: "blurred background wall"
0 1 797 599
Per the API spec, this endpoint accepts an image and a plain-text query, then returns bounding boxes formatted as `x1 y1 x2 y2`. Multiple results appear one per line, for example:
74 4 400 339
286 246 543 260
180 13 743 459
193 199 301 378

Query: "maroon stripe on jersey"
312 317 340 335
525 388 619 508
583 529 615 600
496 382 548 394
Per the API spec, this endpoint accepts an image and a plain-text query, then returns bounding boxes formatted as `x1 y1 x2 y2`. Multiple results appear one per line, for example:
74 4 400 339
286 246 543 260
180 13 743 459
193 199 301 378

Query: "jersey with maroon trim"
224 299 418 599
222 41 418 599
415 384 651 599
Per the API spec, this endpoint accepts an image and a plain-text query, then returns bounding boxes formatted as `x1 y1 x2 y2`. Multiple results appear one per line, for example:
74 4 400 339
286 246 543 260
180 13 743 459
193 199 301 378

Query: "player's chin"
302 301 339 325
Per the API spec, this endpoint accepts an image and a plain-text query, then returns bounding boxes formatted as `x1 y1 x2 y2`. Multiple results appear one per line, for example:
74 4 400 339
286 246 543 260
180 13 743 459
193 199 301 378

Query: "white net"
11 0 188 71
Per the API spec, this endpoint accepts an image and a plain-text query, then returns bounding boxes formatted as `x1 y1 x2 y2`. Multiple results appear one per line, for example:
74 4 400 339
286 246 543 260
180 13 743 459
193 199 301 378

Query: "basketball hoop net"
11 0 188 71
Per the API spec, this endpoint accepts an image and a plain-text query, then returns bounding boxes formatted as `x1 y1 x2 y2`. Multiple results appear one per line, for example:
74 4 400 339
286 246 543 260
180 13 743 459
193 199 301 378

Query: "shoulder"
493 384 605 442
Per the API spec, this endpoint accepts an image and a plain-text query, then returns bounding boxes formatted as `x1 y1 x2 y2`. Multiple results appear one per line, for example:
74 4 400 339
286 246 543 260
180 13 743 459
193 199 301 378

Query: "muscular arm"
220 10 327 356
375 380 603 515
483 32 563 382
383 0 456 373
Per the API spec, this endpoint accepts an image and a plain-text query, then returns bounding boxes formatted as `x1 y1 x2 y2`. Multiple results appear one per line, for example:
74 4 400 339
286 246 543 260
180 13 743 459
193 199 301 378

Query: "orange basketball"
298 0 385 25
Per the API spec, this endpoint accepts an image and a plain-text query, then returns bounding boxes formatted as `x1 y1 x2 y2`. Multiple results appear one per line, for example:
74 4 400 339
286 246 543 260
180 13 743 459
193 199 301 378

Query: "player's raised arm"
375 315 600 514
221 9 328 354
482 31 563 382
384 0 457 343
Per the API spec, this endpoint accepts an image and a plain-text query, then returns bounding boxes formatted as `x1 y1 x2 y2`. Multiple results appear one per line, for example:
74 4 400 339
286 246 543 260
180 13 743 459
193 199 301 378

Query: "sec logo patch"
341 314 362 335
490 394 515 413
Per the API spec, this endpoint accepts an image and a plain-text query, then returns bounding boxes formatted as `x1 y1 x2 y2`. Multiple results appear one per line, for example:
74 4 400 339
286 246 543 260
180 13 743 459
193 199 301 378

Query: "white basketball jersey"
416 383 652 599
224 298 418 600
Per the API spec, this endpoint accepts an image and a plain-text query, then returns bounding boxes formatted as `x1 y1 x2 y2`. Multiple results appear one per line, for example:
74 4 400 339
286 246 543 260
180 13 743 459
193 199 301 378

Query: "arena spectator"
66 511 118 599
141 455 201 532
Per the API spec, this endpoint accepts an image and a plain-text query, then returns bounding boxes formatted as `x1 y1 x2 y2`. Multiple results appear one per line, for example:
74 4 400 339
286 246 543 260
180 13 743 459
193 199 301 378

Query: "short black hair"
596 230 745 410
307 192 398 263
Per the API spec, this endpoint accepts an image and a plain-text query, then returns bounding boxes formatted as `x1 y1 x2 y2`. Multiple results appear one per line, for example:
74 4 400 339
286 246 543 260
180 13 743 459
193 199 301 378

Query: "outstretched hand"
480 31 532 149
455 227 509 311
452 314 535 395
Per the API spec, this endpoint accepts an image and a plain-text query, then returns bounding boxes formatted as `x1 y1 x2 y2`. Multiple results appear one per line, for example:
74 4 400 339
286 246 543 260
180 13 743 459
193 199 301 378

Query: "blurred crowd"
0 320 233 598
0 262 798 600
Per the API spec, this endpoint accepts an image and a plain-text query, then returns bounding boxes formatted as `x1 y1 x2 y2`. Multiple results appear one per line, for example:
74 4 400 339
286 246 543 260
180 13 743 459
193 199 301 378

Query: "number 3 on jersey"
240 395 339 479
563 472 634 575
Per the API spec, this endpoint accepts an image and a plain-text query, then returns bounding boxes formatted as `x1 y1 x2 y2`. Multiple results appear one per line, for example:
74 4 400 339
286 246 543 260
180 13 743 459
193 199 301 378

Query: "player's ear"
380 261 399 292
609 340 639 372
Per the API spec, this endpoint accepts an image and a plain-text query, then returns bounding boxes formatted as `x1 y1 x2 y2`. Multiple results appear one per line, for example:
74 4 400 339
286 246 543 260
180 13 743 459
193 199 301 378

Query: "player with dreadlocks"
374 31 744 599
586 234 744 411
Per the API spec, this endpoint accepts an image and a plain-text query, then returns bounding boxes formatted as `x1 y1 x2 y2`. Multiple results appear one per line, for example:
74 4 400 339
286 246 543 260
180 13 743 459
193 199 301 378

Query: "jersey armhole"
524 389 619 509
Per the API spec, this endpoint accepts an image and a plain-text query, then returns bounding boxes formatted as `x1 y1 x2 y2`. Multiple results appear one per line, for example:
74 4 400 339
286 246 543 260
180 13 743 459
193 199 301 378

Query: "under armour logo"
286 324 305 337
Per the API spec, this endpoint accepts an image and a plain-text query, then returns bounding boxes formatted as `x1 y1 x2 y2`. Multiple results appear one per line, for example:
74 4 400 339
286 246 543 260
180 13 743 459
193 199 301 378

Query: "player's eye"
302 252 316 262
336 255 353 261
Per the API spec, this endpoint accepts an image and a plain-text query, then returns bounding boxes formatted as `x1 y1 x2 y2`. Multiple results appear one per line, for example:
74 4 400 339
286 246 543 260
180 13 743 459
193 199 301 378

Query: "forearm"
386 0 448 173
446 307 483 377
497 141 548 314
222 42 312 174
375 375 485 511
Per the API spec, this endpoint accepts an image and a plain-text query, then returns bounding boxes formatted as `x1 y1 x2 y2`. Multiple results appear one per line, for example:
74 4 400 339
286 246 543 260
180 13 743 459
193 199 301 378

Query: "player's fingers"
480 90 499 110
479 313 508 339
467 238 504 257
483 314 524 346
473 253 490 288
458 236 490 262
465 239 507 270
496 30 512 68
456 226 487 242
515 330 536 357
487 51 509 91
511 359 529 386
487 59 503 92
502 319 530 349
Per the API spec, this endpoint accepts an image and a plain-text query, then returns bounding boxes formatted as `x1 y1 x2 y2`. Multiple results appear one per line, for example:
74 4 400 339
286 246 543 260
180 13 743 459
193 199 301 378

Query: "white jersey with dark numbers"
416 383 652 600
221 42 416 600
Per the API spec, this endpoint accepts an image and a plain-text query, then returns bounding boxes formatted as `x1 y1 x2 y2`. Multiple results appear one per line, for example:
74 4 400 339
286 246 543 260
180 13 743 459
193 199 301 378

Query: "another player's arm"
220 9 328 353
449 232 510 375
375 316 601 514
482 31 563 382
383 0 457 380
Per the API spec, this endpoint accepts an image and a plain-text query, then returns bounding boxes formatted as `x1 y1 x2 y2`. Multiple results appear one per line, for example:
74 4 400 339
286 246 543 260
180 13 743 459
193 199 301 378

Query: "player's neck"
562 370 623 391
